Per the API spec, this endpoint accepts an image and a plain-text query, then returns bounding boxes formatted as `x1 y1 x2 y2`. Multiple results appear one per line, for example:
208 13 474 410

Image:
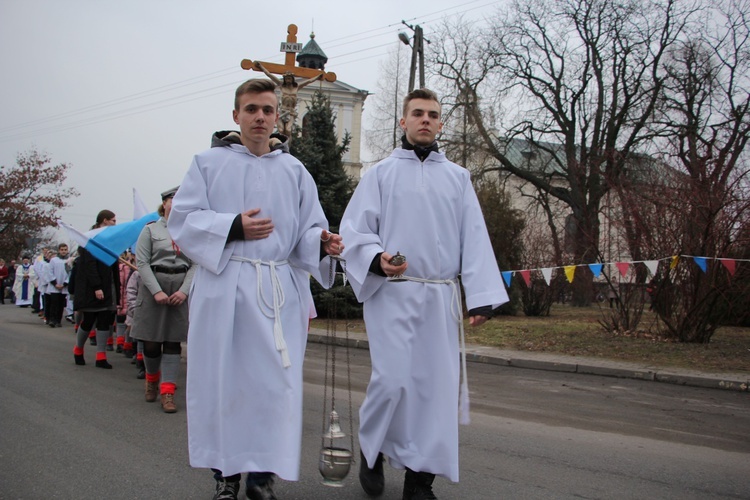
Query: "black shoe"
245 475 277 500
116 345 123 353
106 344 114 352
65 315 74 323
49 322 57 328
74 354 85 366
136 366 145 379
213 478 240 500
89 338 97 346
360 449 385 497
402 468 437 500
95 360 113 369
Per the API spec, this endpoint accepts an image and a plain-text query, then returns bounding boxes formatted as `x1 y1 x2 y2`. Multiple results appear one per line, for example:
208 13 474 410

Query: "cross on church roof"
240 24 336 82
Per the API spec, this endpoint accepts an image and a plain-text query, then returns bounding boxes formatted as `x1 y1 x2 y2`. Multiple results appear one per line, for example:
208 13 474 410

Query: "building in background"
293 33 369 179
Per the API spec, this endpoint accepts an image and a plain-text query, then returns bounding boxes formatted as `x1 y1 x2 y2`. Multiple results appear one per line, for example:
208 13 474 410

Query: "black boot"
359 449 385 497
245 472 277 500
402 468 437 500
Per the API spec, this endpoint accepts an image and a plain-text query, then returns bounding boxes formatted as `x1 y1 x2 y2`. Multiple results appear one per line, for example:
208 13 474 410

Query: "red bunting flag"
518 269 531 286
615 262 630 277
720 259 737 276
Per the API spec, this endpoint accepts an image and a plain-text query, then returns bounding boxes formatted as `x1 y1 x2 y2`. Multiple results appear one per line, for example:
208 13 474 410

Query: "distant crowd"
1 245 147 378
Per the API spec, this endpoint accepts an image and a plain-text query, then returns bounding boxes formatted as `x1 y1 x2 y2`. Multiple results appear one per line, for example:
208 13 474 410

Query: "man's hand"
469 315 488 327
168 291 187 306
380 252 408 277
321 230 344 256
94 289 104 300
241 208 274 240
55 284 64 290
153 291 169 305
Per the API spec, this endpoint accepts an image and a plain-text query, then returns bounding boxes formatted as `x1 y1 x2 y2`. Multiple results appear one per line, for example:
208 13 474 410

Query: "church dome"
296 32 328 70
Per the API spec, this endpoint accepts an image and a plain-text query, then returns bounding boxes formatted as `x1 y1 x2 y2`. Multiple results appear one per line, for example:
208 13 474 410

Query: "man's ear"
232 109 239 124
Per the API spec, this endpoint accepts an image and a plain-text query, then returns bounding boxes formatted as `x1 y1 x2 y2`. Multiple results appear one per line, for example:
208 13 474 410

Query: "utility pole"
399 21 428 92
393 41 402 150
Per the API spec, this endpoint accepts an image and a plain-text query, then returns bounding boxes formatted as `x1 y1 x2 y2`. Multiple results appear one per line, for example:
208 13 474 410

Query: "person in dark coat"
71 210 121 369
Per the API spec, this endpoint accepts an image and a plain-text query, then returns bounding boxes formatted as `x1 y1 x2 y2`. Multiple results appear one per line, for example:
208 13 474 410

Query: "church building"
291 33 369 179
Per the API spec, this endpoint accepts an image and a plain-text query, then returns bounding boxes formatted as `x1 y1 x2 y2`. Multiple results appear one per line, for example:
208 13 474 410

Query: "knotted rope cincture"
230 256 290 368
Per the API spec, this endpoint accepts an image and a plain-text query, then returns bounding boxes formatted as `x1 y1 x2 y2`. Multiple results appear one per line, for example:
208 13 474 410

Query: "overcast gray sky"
0 0 499 240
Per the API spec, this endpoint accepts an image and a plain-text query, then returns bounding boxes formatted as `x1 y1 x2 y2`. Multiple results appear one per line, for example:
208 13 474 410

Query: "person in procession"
71 210 120 369
167 78 344 500
30 248 47 314
130 187 195 413
36 249 51 323
116 251 135 355
0 259 9 304
12 256 35 307
45 243 70 327
339 88 508 500
125 268 145 379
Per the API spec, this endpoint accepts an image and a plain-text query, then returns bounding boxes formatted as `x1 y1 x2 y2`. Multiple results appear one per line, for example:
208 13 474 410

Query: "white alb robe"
340 148 508 482
168 143 333 479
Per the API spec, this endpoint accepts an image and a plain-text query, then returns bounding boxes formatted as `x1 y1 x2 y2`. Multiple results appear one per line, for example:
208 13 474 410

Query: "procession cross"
241 24 337 138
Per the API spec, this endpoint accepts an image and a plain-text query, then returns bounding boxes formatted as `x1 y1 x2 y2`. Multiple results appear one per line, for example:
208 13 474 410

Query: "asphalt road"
0 305 748 499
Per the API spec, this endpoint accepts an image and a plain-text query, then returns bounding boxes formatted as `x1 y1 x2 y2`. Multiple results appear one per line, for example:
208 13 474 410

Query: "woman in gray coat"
131 187 195 413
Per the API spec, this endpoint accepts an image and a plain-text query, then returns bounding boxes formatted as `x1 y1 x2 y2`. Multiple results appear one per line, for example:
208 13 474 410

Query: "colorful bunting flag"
588 263 603 278
615 262 630 277
692 256 708 273
519 269 531 287
500 254 745 290
644 260 659 276
541 268 553 286
502 271 513 288
564 265 576 283
720 258 737 276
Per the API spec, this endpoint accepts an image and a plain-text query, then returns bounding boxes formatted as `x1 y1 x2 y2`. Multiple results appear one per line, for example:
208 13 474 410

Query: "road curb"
307 332 749 393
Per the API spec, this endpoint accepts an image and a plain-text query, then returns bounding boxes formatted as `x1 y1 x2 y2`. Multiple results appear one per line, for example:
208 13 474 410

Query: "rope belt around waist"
229 256 291 368
395 275 472 425
151 265 187 274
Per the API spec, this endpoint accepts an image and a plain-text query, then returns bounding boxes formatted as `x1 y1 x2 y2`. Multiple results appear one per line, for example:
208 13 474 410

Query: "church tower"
296 33 328 70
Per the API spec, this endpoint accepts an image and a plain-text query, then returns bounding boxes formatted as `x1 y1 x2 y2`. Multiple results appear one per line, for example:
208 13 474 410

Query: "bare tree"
613 0 750 342
363 43 412 162
431 0 698 306
0 149 78 259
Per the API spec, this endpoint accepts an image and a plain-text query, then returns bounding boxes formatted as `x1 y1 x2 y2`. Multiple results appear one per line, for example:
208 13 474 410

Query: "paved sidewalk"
308 328 750 392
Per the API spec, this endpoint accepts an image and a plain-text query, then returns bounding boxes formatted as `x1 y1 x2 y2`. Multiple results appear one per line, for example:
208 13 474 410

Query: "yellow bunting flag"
670 255 680 269
564 265 576 283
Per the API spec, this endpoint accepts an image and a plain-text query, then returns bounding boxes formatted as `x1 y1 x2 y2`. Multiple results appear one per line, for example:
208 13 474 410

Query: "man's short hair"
58 243 68 250
235 79 278 110
402 88 440 117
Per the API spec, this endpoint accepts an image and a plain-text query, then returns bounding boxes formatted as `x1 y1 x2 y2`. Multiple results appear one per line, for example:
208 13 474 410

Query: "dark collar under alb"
401 135 439 162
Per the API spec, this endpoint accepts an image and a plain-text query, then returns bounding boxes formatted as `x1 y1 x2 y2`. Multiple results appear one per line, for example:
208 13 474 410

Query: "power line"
0 80 244 143
0 67 240 135
0 2 501 140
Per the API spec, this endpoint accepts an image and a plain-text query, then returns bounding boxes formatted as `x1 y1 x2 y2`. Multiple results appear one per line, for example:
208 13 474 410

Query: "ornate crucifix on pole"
241 24 337 139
